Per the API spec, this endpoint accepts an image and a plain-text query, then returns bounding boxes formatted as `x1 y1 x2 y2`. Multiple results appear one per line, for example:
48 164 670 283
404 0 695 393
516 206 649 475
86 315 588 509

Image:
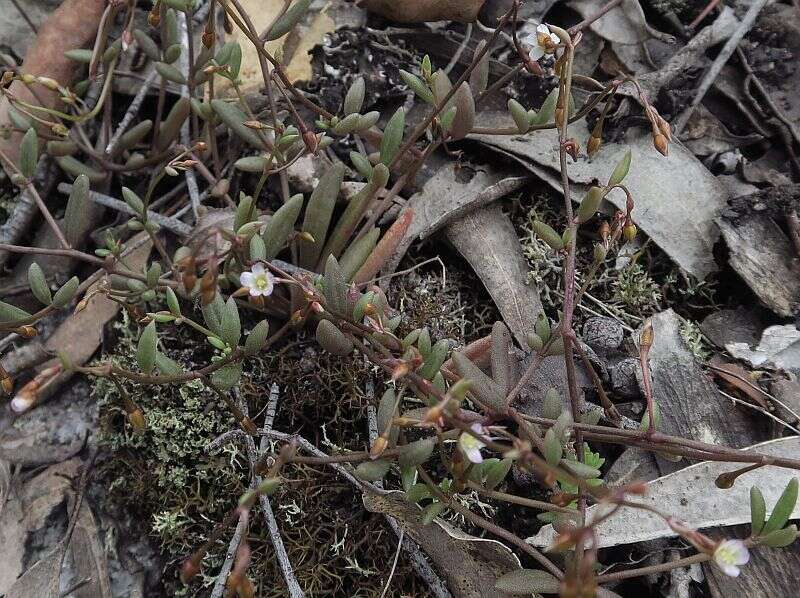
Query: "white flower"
521 23 561 62
459 423 487 464
240 263 275 297
713 539 749 577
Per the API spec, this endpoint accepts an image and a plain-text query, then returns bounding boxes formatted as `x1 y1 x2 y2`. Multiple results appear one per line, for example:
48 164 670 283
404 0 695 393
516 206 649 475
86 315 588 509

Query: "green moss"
611 262 662 314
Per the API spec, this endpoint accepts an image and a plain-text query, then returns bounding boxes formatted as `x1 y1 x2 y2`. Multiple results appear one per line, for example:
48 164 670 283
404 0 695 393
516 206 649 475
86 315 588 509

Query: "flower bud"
587 134 601 157
148 8 161 27
623 218 637 242
370 435 389 459
202 30 214 48
1 375 13 394
554 107 566 129
15 325 38 338
653 133 669 156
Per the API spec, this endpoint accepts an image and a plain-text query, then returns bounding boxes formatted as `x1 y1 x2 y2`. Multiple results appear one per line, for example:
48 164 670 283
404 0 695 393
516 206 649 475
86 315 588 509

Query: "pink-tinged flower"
240 263 275 297
459 423 487 464
713 540 749 577
521 23 560 62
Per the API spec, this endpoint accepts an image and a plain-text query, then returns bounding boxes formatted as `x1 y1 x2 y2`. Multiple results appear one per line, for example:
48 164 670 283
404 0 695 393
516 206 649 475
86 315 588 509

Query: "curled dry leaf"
363 490 520 598
529 436 800 549
0 0 107 172
357 0 485 24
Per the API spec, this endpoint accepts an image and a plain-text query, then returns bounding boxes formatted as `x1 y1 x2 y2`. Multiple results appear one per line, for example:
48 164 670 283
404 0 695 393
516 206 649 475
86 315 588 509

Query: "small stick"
105 70 158 155
177 11 202 220
673 0 770 135
209 512 248 598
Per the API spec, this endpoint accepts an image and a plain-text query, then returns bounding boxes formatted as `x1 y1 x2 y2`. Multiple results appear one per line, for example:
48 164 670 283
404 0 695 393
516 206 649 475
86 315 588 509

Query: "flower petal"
536 23 550 34
465 447 483 464
251 262 266 276
529 46 545 61
550 32 560 45
721 564 740 577
240 272 255 287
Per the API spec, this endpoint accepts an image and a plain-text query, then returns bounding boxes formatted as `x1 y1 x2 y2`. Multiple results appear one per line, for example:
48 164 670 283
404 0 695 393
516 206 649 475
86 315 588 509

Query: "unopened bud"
202 30 214 48
640 320 654 348
653 133 668 156
128 408 147 432
15 325 37 338
587 134 601 157
593 244 606 263
554 107 566 129
37 76 60 91
147 8 161 27
623 219 637 242
370 435 389 459
1 71 14 87
1 376 12 394
297 231 315 244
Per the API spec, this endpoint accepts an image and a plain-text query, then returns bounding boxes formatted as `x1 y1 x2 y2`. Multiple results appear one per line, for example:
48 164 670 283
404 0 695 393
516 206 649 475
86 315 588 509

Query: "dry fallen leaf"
473 123 728 279
357 0 485 23
445 204 543 347
0 0 106 172
567 0 672 45
529 436 800 549
363 490 520 598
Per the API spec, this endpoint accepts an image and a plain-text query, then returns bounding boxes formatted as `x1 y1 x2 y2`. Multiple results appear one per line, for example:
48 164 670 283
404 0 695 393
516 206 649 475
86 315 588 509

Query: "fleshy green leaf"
299 163 344 269
51 276 79 308
343 76 365 115
244 320 270 356
28 262 52 305
751 486 767 536
379 107 405 166
608 149 632 187
760 524 798 548
494 569 561 595
264 0 312 41
20 128 38 179
355 459 391 481
262 193 304 261
762 478 798 534
398 437 436 468
137 321 157 374
221 297 241 347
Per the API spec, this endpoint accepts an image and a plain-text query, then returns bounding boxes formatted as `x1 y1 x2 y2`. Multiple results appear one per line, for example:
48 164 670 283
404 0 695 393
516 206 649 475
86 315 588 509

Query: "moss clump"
96 318 248 594
611 262 662 314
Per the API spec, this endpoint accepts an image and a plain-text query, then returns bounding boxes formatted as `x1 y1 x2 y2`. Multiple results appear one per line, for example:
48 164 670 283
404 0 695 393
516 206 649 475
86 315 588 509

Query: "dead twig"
674 0 770 135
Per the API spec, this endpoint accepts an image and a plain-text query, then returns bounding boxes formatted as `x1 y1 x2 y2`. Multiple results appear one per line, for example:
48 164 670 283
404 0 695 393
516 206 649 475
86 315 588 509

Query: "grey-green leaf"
20 128 38 179
0 301 32 323
608 149 632 187
299 163 344 269
343 76 365 115
760 524 798 548
51 276 79 308
28 262 51 305
63 174 89 245
221 297 241 347
494 569 561 595
244 320 270 356
398 437 435 468
137 321 157 374
751 486 767 536
763 478 798 534
264 0 312 41
355 458 391 481
451 351 507 412
379 107 405 166
262 193 304 260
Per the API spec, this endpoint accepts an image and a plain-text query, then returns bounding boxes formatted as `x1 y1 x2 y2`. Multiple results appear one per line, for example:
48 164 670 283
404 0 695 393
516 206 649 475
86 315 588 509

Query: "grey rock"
609 357 641 400
582 317 625 352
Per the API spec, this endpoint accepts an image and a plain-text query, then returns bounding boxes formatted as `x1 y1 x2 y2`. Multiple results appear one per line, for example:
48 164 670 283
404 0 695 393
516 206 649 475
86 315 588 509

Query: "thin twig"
177 11 202 220
209 512 248 598
104 70 157 155
673 0 769 135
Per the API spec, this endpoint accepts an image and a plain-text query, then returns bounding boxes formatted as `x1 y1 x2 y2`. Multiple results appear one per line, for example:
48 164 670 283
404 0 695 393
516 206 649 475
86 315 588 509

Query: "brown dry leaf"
65 504 112 598
473 122 728 279
0 0 106 172
218 0 364 94
529 436 800 549
708 357 771 411
358 0 485 23
0 459 81 595
567 0 671 45
445 204 543 347
363 490 520 598
382 164 526 278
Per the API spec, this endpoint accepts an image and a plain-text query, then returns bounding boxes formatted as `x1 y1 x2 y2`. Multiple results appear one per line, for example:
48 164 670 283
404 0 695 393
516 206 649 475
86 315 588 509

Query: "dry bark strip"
444 204 543 347
0 0 107 171
607 309 797 595
472 123 728 279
